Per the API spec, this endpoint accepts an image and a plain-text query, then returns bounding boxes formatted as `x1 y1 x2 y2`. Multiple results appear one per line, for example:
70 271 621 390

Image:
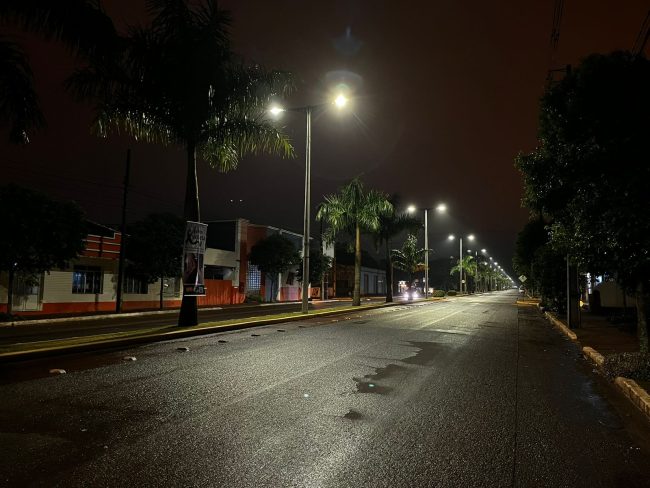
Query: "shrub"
245 293 264 303
432 290 446 297
0 312 21 322
603 352 650 381
447 290 457 296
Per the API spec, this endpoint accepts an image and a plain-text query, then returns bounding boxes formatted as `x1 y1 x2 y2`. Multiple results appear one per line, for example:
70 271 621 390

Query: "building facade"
0 219 315 316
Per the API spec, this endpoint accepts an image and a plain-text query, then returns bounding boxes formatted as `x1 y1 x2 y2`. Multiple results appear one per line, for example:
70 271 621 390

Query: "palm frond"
0 38 44 143
202 118 294 172
0 0 118 60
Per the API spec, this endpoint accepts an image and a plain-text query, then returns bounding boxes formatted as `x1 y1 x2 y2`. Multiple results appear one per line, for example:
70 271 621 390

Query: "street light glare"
468 234 475 241
334 94 348 108
407 205 416 213
481 248 486 253
448 234 455 240
269 106 284 116
436 203 447 213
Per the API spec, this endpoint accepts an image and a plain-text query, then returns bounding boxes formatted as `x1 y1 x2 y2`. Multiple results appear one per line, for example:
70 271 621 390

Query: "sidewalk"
573 311 639 355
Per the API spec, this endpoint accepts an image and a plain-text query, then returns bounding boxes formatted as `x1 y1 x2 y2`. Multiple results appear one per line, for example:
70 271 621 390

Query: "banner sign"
182 221 208 296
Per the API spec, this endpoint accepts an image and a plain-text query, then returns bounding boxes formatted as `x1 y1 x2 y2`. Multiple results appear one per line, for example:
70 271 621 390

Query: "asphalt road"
1 291 649 487
0 298 386 346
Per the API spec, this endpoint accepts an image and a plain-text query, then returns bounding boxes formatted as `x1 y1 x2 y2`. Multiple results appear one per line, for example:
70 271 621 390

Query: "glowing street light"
269 93 350 313
448 233 476 294
334 94 348 108
408 203 446 298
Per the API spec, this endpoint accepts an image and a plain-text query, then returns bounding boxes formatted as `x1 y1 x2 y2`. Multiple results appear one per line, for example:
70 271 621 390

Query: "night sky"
3 1 647 277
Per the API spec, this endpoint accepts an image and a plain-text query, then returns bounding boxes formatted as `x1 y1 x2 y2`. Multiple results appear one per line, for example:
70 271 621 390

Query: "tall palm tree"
0 0 118 143
0 39 44 143
68 0 295 325
392 234 426 290
372 195 421 302
317 177 392 306
450 255 475 293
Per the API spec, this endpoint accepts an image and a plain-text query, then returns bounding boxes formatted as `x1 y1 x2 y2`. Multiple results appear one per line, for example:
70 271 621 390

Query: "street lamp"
408 203 446 298
270 94 349 314
448 233 474 294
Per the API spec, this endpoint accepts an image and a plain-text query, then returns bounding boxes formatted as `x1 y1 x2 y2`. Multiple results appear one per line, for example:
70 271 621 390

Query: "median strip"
0 299 437 363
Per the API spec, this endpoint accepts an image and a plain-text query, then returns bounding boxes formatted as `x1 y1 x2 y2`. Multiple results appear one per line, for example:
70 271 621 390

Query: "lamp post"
448 234 474 294
408 203 446 298
270 94 349 314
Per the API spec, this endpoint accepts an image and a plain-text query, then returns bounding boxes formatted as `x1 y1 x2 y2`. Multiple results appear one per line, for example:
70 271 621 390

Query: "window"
124 275 148 294
72 266 103 294
247 264 261 292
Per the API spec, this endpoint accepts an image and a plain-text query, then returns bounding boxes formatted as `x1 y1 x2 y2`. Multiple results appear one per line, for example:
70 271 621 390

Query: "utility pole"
115 148 131 313
301 107 312 314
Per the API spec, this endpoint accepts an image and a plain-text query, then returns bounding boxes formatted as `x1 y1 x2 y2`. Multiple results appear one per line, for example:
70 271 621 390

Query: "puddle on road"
353 363 406 395
343 409 364 420
401 341 443 366
351 342 443 395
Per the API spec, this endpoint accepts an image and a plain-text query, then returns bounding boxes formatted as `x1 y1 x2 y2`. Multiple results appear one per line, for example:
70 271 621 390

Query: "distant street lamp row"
270 92 513 311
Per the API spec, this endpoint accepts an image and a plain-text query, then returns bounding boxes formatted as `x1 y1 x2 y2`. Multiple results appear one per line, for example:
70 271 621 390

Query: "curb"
1 300 353 327
582 346 605 367
541 311 650 425
0 298 435 363
544 311 577 340
614 377 650 421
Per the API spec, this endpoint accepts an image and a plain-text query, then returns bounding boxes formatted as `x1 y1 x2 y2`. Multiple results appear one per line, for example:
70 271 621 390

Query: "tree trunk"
159 277 164 310
178 141 200 327
385 238 393 303
353 223 361 306
7 267 15 315
636 282 649 354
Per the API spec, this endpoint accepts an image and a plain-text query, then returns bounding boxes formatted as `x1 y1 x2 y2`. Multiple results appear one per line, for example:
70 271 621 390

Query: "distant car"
518 286 524 293
404 288 419 301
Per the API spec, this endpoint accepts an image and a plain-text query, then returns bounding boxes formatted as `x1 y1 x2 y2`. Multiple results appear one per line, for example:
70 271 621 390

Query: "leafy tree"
516 51 650 351
512 218 549 295
68 0 295 326
449 255 475 293
297 246 332 287
392 234 426 289
372 195 421 302
126 212 184 310
317 177 392 306
0 184 86 313
0 0 118 143
249 234 300 302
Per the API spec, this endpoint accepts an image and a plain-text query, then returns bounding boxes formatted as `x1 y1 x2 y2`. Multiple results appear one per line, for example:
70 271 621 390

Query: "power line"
547 0 566 84
632 10 650 57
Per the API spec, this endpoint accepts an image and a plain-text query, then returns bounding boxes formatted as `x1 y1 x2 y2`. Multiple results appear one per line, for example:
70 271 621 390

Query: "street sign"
518 275 527 283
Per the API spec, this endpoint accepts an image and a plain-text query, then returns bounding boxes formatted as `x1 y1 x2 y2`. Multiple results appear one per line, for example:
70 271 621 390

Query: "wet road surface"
1 291 649 487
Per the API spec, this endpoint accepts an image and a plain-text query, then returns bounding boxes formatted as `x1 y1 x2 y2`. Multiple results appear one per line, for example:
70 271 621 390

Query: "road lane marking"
416 309 464 329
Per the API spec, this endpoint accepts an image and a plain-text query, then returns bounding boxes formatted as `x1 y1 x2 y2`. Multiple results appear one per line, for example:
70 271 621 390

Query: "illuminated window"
247 265 261 292
72 266 103 294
